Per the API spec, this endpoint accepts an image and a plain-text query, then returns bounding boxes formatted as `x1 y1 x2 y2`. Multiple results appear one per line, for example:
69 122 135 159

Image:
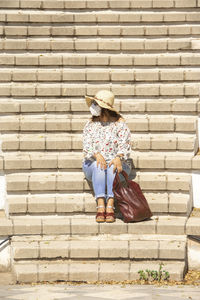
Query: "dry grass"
190 208 200 217
25 270 200 287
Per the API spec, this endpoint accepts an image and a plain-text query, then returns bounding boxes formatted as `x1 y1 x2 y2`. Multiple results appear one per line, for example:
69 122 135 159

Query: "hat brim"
85 95 119 114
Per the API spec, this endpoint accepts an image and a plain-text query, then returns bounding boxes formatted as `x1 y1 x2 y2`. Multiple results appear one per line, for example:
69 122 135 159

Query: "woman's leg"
105 164 116 222
82 160 106 199
106 164 116 202
82 160 106 221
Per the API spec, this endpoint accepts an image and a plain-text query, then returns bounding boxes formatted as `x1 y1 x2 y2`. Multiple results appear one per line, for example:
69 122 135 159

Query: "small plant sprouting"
138 263 170 282
138 270 147 281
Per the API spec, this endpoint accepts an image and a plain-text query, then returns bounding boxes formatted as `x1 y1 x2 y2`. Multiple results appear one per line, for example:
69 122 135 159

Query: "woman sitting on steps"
82 90 132 223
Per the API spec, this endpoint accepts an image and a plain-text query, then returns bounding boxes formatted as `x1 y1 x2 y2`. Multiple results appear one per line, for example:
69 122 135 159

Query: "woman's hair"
92 107 122 122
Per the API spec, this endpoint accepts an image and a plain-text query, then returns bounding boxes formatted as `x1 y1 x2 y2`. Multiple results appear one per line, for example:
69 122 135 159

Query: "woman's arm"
109 119 131 173
83 121 98 160
83 121 107 169
116 120 131 160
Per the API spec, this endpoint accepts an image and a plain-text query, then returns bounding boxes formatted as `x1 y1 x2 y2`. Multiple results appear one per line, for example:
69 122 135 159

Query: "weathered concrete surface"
188 237 200 270
0 284 200 300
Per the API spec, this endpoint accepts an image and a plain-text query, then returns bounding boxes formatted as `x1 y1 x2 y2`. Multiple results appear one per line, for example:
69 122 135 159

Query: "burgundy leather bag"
113 171 153 223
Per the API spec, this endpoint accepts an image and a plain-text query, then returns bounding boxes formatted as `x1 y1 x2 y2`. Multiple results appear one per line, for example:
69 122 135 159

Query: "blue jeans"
82 159 131 202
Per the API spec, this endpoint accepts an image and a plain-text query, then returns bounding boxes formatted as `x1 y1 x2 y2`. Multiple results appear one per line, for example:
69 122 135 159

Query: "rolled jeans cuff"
106 194 114 201
95 194 106 201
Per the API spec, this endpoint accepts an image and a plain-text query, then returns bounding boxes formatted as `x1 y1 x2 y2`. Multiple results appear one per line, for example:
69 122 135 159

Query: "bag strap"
113 170 128 189
120 170 129 182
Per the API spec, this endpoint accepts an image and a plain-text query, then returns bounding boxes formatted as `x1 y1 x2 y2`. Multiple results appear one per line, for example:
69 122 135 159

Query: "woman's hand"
109 156 122 173
94 153 107 170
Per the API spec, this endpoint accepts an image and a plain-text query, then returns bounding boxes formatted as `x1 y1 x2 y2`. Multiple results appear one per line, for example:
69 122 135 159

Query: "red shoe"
96 205 105 223
105 205 115 223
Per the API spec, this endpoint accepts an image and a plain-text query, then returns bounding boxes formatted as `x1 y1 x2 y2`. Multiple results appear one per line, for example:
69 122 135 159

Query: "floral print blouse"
82 119 131 163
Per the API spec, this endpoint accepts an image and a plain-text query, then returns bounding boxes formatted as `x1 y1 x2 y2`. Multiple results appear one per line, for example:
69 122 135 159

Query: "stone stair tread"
0 213 191 236
11 233 187 242
1 0 198 9
7 191 191 216
1 134 197 153
1 82 200 98
1 132 196 137
1 150 198 156
2 151 200 171
11 234 186 260
2 27 200 38
2 66 200 72
0 98 199 114
1 53 200 68
1 131 196 139
13 260 186 283
1 10 199 21
5 215 188 236
1 151 197 156
0 114 197 133
5 170 192 192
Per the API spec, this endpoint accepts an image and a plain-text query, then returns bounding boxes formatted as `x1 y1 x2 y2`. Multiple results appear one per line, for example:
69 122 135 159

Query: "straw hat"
85 90 119 113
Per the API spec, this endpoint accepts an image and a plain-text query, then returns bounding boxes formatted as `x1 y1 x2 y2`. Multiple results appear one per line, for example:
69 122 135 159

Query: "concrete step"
1 0 198 285
0 115 197 133
5 171 192 192
0 37 196 52
1 25 200 37
2 152 200 171
2 53 200 67
13 260 186 283
185 215 200 235
7 191 192 216
1 133 197 152
11 235 187 261
1 10 199 24
0 83 200 97
1 0 199 9
0 98 199 114
1 53 200 67
2 214 198 237
4 215 188 236
1 68 200 83
0 272 15 285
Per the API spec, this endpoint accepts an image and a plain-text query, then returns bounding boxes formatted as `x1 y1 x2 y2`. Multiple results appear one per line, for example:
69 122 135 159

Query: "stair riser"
0 117 197 133
1 0 199 9
2 25 200 37
0 39 197 52
12 240 186 261
2 154 200 170
0 83 200 97
2 137 197 151
1 11 200 23
0 99 199 114
13 260 186 283
7 191 192 216
6 179 191 192
1 214 198 236
1 55 200 68
1 69 200 83
1 216 188 236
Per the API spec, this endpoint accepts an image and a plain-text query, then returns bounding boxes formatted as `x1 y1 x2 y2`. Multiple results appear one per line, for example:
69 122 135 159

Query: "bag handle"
120 170 129 182
113 170 129 189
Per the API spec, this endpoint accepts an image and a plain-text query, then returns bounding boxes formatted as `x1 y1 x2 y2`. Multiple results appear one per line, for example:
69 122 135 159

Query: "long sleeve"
116 121 131 160
82 121 98 160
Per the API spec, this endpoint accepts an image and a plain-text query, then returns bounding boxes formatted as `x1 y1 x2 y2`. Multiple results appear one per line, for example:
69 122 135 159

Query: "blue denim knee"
82 159 131 201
